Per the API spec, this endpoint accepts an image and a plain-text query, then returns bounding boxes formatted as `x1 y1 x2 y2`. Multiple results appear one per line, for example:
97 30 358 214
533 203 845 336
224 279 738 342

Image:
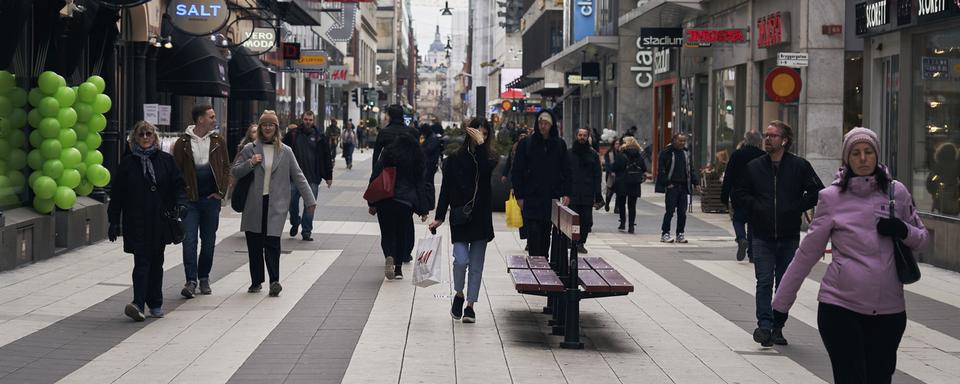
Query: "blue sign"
573 0 595 42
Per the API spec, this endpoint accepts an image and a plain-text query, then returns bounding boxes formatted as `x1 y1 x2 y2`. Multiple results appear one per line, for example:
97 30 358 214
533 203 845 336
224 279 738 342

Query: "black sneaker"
753 328 773 347
736 239 748 261
199 278 212 295
302 234 313 241
451 295 465 320
462 306 476 323
269 282 283 297
248 284 262 293
617 223 625 232
289 225 299 237
125 303 145 322
181 281 197 299
628 226 635 234
576 244 588 254
394 266 404 280
772 328 788 345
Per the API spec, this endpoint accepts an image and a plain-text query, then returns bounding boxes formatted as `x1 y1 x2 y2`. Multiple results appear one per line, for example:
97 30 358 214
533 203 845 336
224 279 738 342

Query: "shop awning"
258 0 321 26
229 46 275 100
541 35 618 71
157 29 231 98
618 0 702 31
506 75 542 89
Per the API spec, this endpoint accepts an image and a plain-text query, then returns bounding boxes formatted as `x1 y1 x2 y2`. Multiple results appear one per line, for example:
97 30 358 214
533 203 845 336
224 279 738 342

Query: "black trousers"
570 204 593 244
525 219 551 257
246 195 281 284
377 200 414 267
132 244 165 309
616 195 638 227
818 302 907 384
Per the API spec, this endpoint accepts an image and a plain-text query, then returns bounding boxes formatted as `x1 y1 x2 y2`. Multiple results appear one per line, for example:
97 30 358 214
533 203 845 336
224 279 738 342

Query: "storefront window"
912 29 960 217
714 67 738 159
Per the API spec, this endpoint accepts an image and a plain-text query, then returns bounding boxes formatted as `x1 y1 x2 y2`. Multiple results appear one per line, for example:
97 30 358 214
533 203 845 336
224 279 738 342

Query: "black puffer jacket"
372 133 428 215
511 111 571 220
720 145 765 206
733 152 824 240
435 145 496 243
568 142 602 206
108 149 188 255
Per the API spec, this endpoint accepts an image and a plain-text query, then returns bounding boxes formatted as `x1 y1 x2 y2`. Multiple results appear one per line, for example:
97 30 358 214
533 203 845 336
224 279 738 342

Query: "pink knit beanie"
842 127 880 165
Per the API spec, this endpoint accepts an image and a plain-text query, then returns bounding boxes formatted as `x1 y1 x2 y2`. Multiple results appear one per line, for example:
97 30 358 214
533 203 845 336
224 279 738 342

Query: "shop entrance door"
653 81 674 172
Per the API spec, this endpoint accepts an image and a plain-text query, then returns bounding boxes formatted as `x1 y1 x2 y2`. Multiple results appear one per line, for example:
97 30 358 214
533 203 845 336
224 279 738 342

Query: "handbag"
161 205 185 245
889 184 921 284
449 152 479 226
364 166 397 203
231 172 253 213
505 191 523 228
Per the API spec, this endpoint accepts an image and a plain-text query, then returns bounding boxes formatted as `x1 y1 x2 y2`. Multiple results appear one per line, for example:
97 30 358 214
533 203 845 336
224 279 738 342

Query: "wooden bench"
507 256 563 294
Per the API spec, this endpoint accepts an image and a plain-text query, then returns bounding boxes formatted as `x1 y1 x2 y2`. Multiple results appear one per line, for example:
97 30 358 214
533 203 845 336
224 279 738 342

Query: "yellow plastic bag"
505 191 523 228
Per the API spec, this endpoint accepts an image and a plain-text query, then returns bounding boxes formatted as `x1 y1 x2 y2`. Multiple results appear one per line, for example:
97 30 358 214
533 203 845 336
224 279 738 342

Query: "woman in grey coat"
232 111 317 296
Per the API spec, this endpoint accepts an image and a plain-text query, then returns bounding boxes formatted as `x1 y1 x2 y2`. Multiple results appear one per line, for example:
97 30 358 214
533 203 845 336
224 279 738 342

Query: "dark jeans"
376 200 414 266
183 197 221 282
732 206 753 258
525 218 551 257
818 303 906 384
753 237 799 329
570 204 593 244
616 195 638 227
132 244 165 310
661 186 688 235
289 182 320 236
246 195 281 284
342 143 355 166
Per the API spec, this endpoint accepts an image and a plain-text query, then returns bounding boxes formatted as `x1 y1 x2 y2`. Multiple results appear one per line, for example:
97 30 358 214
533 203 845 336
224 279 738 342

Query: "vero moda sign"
572 0 595 43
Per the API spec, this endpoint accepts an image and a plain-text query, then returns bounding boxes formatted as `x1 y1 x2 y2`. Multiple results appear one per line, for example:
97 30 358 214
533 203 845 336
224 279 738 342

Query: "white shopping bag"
412 234 443 288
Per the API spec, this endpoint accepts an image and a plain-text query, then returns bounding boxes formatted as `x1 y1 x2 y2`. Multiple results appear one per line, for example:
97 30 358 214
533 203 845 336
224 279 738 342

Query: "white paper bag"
412 234 443 288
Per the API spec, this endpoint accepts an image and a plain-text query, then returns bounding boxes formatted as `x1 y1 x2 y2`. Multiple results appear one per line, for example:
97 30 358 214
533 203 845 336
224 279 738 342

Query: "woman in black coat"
429 118 496 323
612 136 648 233
108 121 187 321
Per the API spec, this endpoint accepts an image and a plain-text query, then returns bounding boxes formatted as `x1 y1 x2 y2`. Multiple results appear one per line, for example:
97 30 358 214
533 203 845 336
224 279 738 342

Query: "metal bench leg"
560 288 583 349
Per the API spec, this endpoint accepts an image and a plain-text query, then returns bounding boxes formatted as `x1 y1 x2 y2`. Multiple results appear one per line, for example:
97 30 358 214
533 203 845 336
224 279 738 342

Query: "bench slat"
597 269 635 293
578 269 609 292
510 269 541 292
506 255 528 270
527 256 551 269
583 257 614 270
532 269 565 292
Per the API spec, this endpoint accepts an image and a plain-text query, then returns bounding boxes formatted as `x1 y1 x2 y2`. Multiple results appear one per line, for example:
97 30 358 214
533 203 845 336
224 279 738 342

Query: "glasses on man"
763 133 782 139
138 131 155 138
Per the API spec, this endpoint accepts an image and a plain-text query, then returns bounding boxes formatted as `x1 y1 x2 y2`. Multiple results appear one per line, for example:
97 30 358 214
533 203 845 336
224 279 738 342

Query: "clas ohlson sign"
167 0 230 36
572 0 595 43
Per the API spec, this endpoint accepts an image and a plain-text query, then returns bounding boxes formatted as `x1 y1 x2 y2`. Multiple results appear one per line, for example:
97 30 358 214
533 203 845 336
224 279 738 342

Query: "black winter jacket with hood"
511 110 571 220
568 141 602 206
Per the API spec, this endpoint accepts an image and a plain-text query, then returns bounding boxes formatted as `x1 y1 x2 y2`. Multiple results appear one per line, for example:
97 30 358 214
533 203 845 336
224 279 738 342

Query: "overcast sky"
409 0 466 54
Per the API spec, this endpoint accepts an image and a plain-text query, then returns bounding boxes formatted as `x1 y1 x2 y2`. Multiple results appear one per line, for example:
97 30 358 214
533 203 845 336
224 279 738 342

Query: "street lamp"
441 1 453 16
444 37 452 51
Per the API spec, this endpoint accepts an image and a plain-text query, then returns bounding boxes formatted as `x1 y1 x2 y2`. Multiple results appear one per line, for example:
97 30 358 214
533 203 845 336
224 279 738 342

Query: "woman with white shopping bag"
429 118 497 323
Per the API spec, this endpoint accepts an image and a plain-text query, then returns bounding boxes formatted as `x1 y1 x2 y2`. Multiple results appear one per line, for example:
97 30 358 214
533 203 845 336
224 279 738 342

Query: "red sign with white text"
757 12 788 48
685 29 746 44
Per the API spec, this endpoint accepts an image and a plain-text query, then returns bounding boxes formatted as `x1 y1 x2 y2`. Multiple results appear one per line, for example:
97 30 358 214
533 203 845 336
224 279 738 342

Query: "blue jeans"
289 182 320 236
343 143 354 166
453 240 488 303
183 197 221 282
753 238 799 330
661 185 688 235
732 207 753 258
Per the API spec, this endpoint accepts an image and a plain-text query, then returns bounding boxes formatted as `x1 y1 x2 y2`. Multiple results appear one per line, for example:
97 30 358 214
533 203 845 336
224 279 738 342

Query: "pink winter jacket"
772 173 928 316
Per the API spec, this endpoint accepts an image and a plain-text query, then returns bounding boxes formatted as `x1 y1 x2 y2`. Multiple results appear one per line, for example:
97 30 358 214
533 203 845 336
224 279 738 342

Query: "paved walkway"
1 149 959 383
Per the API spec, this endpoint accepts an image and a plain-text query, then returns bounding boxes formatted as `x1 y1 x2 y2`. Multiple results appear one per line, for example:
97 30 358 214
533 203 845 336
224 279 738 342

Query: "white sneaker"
661 233 674 243
676 233 688 243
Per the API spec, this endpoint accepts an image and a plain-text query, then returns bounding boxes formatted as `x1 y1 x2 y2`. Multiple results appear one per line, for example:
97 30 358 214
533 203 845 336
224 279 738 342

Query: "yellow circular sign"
771 73 796 96
501 100 512 111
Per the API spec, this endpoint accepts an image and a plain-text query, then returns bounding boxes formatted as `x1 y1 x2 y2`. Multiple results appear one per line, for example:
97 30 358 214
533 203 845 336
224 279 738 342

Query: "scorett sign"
167 0 230 36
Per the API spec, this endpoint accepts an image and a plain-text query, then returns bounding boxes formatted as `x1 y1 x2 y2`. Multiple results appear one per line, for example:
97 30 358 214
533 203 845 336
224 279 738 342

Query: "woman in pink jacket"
772 127 928 384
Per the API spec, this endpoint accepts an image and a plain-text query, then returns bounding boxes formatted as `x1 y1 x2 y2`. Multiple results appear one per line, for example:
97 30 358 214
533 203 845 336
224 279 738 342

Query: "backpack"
625 157 646 185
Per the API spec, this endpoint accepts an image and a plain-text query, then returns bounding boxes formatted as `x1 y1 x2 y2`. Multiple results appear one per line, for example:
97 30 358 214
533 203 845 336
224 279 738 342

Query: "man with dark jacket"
420 120 444 212
283 111 333 241
172 105 230 298
569 128 602 253
721 130 766 262
511 110 571 257
655 133 699 244
734 120 824 347
326 118 341 164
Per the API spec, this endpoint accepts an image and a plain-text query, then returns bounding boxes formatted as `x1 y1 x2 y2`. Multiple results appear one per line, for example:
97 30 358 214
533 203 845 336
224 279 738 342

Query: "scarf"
131 144 158 185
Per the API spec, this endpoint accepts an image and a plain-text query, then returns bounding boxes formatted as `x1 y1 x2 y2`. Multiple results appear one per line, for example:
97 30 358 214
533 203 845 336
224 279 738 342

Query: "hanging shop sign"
764 67 802 103
653 49 671 75
572 0 595 43
684 29 747 44
167 0 230 36
296 50 329 70
327 65 349 87
777 52 808 68
632 36 654 88
757 11 791 48
242 27 276 55
581 62 600 81
639 28 684 48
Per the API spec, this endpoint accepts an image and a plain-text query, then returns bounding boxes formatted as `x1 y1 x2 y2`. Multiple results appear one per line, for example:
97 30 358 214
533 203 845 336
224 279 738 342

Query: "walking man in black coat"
655 133 699 244
568 128 603 253
511 110 571 256
721 129 765 262
283 111 333 241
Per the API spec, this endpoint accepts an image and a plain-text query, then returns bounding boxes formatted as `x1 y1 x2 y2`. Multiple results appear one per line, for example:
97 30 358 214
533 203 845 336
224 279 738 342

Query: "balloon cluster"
25 71 111 213
0 71 29 207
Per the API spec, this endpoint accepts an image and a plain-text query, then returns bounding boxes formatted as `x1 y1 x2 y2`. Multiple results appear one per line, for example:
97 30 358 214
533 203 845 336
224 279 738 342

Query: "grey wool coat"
232 140 317 237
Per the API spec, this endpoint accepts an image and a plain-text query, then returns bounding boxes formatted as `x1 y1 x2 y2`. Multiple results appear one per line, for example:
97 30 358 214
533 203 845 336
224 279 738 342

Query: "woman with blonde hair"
232 111 317 296
108 121 187 321
611 136 647 233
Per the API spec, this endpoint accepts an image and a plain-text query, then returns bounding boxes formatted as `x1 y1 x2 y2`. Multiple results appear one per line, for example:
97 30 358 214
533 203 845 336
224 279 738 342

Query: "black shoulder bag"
232 146 256 213
889 184 921 284
449 153 479 226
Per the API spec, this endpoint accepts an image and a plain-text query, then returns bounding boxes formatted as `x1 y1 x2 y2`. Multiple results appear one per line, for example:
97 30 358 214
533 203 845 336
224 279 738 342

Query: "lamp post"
441 1 453 16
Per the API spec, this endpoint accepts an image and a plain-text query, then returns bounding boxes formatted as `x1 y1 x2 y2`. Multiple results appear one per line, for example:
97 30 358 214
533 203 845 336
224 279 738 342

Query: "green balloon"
58 127 77 148
27 149 44 170
75 180 93 196
0 71 14 91
32 175 57 199
7 148 26 170
6 169 24 187
74 141 89 157
7 129 25 148
58 169 81 189
85 132 102 149
85 150 104 166
0 175 8 190
33 196 55 214
38 117 60 139
88 113 106 133
9 108 26 129
54 186 77 210
42 159 64 179
74 123 89 140
38 97 60 118
0 159 6 174
57 107 78 128
74 103 93 123
28 170 41 188
92 94 112 114
0 118 10 134
0 138 8 155
77 82 98 103
28 129 42 148
60 147 82 169
38 71 60 95
27 109 42 128
87 75 106 93
56 75 66 89
40 139 62 160
54 87 76 108
8 87 27 108
87 164 110 187
28 88 44 107
74 162 87 178
0 95 12 116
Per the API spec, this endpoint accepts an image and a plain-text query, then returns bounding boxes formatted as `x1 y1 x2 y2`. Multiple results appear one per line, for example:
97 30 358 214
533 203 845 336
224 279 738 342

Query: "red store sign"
757 11 791 48
685 29 747 43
